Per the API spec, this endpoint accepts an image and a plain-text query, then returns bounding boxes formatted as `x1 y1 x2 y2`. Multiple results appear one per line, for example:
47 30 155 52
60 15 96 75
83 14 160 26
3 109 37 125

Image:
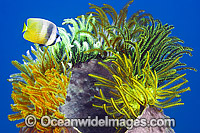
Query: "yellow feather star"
89 51 190 119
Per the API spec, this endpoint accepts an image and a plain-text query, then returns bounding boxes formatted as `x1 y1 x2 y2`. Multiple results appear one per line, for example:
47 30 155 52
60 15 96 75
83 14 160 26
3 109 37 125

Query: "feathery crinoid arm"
86 1 196 82
89 51 191 120
8 45 71 132
85 0 151 59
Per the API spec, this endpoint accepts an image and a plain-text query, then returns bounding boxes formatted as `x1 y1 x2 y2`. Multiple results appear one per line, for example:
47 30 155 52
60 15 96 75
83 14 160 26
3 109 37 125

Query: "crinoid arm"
8 45 71 132
89 51 192 120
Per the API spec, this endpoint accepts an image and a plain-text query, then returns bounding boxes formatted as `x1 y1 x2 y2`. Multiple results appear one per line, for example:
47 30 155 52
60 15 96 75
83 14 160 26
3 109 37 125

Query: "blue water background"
0 0 199 132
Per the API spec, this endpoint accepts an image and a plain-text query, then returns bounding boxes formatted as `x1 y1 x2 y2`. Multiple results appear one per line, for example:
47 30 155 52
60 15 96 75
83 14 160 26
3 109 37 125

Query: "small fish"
22 18 62 46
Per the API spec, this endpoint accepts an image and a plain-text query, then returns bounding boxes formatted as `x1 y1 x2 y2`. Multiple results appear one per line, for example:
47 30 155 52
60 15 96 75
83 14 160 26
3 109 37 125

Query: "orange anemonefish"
22 18 62 46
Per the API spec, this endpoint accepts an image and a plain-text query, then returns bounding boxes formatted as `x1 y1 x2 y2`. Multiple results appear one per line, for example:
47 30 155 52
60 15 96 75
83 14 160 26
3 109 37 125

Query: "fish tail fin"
22 22 27 33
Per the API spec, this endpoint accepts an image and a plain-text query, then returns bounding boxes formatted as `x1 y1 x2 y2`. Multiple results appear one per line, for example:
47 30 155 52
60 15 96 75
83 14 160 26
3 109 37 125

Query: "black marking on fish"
45 23 54 40
49 28 61 46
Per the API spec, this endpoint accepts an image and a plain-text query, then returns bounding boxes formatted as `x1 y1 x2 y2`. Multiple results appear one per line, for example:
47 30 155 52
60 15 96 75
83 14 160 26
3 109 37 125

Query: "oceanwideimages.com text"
25 115 175 129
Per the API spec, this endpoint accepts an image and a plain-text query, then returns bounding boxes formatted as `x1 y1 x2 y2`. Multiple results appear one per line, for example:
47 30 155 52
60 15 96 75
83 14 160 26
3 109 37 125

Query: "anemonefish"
22 18 62 46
